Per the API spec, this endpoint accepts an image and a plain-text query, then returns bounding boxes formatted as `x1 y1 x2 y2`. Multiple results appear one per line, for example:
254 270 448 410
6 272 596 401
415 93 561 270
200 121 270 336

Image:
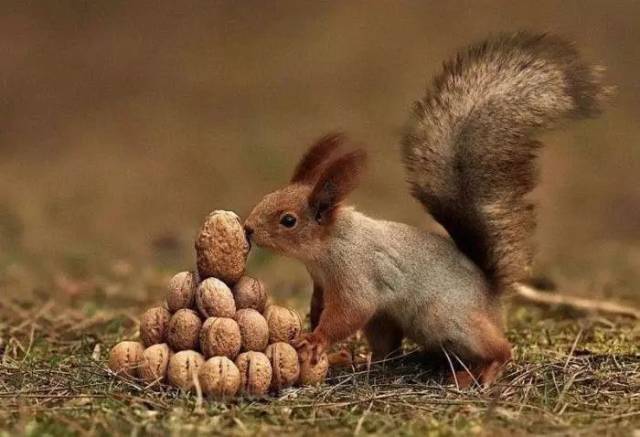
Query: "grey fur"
401 32 610 291
245 32 609 382
306 208 502 362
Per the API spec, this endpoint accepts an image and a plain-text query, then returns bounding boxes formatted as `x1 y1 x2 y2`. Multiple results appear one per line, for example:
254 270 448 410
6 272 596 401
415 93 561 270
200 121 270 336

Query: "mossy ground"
1 271 638 436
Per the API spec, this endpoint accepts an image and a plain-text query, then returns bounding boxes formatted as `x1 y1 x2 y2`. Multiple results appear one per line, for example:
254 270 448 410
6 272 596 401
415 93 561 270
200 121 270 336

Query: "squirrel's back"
402 32 610 291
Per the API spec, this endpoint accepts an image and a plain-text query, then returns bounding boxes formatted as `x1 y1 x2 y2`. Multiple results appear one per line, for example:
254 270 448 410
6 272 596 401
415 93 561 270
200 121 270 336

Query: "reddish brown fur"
448 311 511 387
309 283 324 329
246 32 607 388
245 146 366 259
308 149 367 225
290 133 345 184
296 278 377 361
364 312 404 360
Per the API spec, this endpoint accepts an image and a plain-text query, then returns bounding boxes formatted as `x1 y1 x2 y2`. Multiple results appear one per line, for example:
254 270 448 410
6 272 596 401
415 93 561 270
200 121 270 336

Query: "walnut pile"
108 210 329 399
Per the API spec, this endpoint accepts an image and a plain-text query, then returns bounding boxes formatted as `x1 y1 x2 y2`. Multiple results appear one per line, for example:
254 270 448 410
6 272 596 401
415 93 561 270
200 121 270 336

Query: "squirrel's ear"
290 133 345 184
308 149 367 224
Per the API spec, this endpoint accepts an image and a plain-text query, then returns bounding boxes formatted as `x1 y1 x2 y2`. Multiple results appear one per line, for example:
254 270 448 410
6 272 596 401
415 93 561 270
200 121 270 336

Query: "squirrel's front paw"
293 332 328 365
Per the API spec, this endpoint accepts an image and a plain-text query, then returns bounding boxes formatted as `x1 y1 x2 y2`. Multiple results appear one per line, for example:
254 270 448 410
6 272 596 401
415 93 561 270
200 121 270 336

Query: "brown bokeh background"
1 1 638 304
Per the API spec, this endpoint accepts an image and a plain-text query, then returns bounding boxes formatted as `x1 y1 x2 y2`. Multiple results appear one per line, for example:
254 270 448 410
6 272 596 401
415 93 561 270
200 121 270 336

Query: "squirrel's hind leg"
447 312 512 388
364 312 404 361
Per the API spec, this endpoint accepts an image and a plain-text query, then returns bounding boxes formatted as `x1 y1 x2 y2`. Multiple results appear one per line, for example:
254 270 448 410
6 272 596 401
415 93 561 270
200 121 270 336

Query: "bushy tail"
401 32 610 292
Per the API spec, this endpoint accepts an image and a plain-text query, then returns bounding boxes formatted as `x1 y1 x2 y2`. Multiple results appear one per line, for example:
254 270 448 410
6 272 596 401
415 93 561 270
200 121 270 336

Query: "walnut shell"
139 306 171 347
166 309 202 351
199 317 242 359
232 276 267 313
264 305 302 344
235 309 269 352
196 278 236 319
167 350 205 390
108 341 144 378
265 342 300 390
235 351 272 396
199 356 241 398
298 350 329 386
195 210 249 285
139 343 171 384
166 271 198 312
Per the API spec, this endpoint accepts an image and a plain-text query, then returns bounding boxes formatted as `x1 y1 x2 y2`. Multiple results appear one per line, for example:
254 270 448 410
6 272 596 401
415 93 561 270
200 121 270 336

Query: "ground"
1 269 638 436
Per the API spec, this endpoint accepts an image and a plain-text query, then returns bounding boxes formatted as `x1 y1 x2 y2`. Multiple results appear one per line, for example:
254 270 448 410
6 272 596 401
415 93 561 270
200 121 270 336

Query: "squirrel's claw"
294 332 327 365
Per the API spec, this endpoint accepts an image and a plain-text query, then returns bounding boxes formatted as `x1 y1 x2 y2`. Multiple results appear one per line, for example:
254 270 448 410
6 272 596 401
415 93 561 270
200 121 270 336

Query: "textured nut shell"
235 351 272 396
139 343 171 384
108 341 144 378
235 309 269 352
200 317 242 359
140 306 171 347
232 276 267 312
265 342 300 390
167 350 205 390
264 306 302 344
166 271 198 312
199 356 241 398
166 309 202 351
196 278 236 319
298 351 329 386
195 210 249 285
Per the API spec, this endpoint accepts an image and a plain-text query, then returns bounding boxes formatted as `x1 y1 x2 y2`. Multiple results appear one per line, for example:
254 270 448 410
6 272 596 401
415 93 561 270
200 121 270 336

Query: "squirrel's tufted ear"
308 149 367 224
290 133 345 184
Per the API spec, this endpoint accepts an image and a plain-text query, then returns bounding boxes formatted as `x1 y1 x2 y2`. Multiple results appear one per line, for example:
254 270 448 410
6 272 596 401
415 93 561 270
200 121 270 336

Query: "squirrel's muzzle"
244 225 254 251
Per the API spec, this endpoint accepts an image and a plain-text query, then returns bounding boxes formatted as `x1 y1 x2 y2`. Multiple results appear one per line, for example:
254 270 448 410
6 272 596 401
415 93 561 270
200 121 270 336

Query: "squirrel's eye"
279 213 297 228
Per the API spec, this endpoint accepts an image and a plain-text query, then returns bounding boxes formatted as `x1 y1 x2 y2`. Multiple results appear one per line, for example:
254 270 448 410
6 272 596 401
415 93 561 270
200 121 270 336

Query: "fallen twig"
514 284 640 319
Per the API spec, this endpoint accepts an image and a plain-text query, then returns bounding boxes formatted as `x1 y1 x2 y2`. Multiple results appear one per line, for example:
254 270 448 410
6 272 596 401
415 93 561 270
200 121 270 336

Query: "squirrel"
244 32 609 386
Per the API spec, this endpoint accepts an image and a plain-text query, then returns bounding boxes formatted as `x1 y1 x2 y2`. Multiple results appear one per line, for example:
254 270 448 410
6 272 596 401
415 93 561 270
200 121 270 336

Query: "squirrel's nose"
244 224 254 239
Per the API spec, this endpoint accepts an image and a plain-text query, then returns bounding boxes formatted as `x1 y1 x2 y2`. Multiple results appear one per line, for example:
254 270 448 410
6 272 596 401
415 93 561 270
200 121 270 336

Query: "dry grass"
1 291 638 436
1 2 639 436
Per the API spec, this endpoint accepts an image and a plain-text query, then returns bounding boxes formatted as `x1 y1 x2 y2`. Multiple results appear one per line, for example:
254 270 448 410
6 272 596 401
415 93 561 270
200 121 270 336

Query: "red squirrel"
244 32 608 386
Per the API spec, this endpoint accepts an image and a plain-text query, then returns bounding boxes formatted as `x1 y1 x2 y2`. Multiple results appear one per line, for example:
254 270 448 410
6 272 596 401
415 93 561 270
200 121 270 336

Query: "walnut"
199 317 242 359
232 276 267 313
195 277 236 319
166 350 205 390
199 356 241 398
235 309 269 352
166 271 198 312
298 349 329 386
108 341 144 378
139 343 171 384
166 309 202 351
195 210 249 285
264 305 302 344
265 342 300 390
139 306 171 346
235 351 272 396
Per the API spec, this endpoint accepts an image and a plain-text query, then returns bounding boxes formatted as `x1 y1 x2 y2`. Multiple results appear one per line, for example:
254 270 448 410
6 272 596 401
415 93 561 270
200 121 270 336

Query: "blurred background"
1 0 638 308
